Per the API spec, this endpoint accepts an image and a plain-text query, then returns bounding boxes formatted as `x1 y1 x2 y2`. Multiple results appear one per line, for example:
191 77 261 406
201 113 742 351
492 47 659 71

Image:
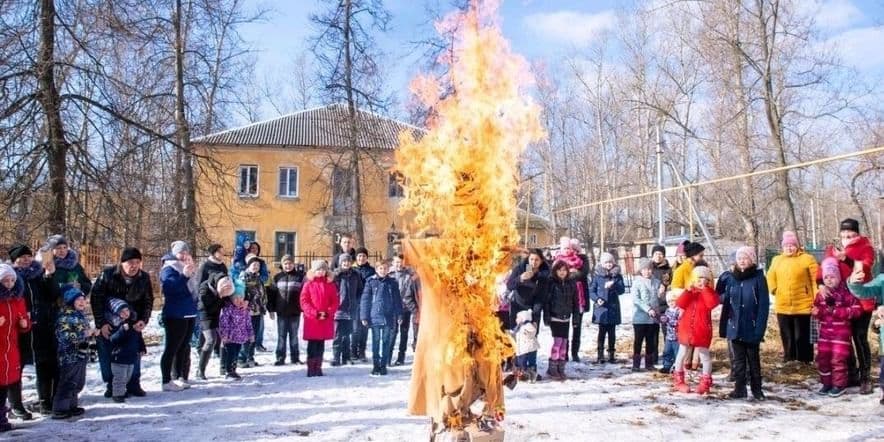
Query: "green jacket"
848 274 884 351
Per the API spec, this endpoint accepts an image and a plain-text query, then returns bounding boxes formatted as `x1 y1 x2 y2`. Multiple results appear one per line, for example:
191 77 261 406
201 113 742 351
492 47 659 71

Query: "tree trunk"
174 0 197 246
343 0 366 247
37 0 68 235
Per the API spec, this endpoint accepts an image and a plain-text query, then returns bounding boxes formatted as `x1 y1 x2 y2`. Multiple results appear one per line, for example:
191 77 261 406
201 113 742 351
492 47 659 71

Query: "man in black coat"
331 233 357 271
90 247 153 398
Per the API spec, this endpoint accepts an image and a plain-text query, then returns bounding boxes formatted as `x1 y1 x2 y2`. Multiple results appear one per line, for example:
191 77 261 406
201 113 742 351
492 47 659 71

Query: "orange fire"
396 0 545 432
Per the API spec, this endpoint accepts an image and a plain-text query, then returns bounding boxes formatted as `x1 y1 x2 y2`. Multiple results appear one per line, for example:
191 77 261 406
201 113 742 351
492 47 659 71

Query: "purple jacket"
219 301 253 345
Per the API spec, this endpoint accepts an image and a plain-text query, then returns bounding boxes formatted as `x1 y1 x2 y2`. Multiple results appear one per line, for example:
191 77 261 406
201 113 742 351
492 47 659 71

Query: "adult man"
390 255 419 366
91 247 153 398
332 234 357 271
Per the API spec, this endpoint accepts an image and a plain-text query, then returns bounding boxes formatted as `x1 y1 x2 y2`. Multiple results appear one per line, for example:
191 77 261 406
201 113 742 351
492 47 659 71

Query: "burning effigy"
395 0 545 440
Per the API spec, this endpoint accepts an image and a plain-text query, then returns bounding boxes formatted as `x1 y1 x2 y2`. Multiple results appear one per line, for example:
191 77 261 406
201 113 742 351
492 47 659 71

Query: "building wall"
195 144 405 263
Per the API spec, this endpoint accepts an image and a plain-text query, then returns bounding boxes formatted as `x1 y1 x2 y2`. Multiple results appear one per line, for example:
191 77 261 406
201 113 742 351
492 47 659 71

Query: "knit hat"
600 252 615 264
839 218 860 233
47 234 67 250
108 298 130 315
515 309 533 325
651 244 666 256
821 257 842 284
781 231 799 248
692 265 713 281
355 247 369 257
735 246 756 264
120 247 142 263
559 237 572 251
207 243 223 255
246 254 263 267
666 291 679 303
570 238 581 251
684 242 705 258
638 258 654 272
280 254 294 263
339 253 353 263
0 264 17 284
311 259 329 272
8 244 33 262
676 240 689 256
171 240 191 256
63 286 85 306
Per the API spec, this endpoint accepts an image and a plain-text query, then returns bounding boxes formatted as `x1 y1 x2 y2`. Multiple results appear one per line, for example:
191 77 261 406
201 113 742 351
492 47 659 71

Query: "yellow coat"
766 252 818 315
671 260 695 291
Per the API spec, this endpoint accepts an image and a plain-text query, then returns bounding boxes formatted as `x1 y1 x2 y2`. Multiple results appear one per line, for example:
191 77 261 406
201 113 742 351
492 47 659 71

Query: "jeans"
371 325 395 368
850 311 873 383
98 335 141 391
255 315 265 348
161 317 195 384
276 315 301 362
516 351 537 369
661 339 678 369
239 315 261 363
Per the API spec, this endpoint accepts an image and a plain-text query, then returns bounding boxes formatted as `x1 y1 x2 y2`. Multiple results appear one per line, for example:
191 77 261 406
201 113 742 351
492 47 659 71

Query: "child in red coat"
672 266 719 395
813 257 862 397
300 260 340 377
0 264 32 433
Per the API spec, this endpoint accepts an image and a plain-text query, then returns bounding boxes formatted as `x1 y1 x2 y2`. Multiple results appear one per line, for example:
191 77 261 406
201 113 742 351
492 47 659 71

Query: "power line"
554 145 884 214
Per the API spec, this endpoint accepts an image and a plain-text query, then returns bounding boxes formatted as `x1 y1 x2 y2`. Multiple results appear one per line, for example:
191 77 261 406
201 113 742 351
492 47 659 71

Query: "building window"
275 231 296 261
278 167 299 198
332 166 355 216
389 171 405 198
238 165 258 197
529 233 537 245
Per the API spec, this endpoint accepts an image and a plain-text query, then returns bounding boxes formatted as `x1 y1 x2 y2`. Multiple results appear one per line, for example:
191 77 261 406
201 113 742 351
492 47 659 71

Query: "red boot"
696 374 713 395
673 370 691 393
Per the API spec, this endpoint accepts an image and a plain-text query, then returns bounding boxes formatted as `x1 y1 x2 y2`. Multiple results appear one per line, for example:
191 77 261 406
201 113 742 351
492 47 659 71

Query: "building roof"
515 208 552 230
192 103 423 149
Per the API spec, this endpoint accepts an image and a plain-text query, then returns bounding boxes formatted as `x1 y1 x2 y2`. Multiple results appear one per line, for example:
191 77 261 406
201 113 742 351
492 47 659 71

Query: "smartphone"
40 249 53 264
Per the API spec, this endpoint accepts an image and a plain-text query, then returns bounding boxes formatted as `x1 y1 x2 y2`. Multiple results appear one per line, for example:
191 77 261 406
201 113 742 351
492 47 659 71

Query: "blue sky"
239 0 884 119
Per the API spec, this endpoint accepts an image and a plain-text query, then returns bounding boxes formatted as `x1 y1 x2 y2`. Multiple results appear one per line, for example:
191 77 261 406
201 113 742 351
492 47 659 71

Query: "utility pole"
656 124 665 244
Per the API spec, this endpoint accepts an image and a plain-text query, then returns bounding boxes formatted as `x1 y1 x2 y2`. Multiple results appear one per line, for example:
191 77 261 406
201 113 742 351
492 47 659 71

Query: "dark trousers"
777 314 813 363
53 360 86 413
333 319 352 363
198 328 219 374
371 325 395 368
412 319 419 351
33 358 58 406
570 312 583 357
307 340 325 359
849 312 873 383
731 339 762 394
516 351 537 369
255 315 265 348
238 315 261 362
633 324 659 360
0 387 7 425
391 311 412 359
98 336 141 391
597 324 616 354
351 317 368 358
161 317 195 384
878 356 884 388
222 343 242 373
276 315 301 362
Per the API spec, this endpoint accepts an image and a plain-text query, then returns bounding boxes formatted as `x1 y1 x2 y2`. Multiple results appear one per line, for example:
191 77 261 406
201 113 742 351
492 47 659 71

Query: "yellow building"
193 104 421 263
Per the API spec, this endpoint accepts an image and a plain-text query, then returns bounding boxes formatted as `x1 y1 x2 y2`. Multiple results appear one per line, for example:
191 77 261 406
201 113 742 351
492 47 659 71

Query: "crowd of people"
1 218 882 433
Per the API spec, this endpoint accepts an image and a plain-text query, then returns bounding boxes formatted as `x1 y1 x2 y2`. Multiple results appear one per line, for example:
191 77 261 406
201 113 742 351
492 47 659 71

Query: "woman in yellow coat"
766 231 818 363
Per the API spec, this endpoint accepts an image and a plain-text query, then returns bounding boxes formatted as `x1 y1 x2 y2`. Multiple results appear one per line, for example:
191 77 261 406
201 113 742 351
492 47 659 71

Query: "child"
544 260 577 380
632 258 661 372
0 264 31 432
672 266 720 395
848 270 884 404
513 309 539 383
658 292 682 374
360 259 402 376
237 255 266 368
589 252 625 363
54 287 98 418
219 291 253 380
107 298 145 402
300 260 340 377
268 255 306 366
813 257 861 397
332 254 363 366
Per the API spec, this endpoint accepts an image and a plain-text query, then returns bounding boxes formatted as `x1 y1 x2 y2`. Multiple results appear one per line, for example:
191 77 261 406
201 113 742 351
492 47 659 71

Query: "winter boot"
527 367 538 384
632 354 642 372
104 382 113 398
645 353 654 371
394 351 405 366
571 350 581 363
673 370 691 393
696 374 713 395
596 350 605 365
306 358 316 377
7 383 32 421
607 351 616 364
728 381 748 399
556 360 567 381
860 380 873 395
546 358 559 379
315 358 324 377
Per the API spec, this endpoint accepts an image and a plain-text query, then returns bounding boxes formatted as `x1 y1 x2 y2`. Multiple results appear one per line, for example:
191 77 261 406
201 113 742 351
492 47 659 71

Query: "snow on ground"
6 292 884 441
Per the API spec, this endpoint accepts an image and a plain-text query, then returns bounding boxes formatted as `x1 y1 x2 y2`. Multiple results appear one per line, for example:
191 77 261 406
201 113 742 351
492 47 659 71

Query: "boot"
571 349 580 363
394 351 405 366
527 367 538 384
546 358 559 379
645 353 654 371
315 358 324 376
556 360 567 381
673 370 690 393
7 383 32 421
696 374 713 395
631 354 642 372
596 350 605 364
306 358 315 377
607 351 616 364
728 381 748 399
860 380 873 395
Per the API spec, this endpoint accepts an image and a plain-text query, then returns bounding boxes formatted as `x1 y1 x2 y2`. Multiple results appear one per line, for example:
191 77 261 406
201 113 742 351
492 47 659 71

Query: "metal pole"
656 124 664 244
524 179 531 249
810 195 817 249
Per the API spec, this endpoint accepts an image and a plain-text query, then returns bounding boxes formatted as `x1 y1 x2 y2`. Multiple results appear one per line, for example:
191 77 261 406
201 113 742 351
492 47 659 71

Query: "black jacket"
333 268 364 320
198 258 229 287
17 268 61 365
506 260 550 315
198 272 228 329
544 275 578 324
268 269 306 317
90 265 154 328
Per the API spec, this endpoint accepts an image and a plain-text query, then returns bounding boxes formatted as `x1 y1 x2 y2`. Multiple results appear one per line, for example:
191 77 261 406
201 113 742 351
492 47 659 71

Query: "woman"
717 246 770 401
40 235 91 294
505 249 549 332
300 260 339 377
196 274 233 380
159 241 198 392
766 231 818 364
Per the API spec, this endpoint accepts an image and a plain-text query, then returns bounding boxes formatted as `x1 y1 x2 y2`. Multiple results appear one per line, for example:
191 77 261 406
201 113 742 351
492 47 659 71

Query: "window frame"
278 166 300 198
238 164 259 198
274 230 297 262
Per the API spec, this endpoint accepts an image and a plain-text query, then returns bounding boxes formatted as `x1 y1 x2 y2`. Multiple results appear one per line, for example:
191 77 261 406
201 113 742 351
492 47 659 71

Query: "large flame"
397 0 545 428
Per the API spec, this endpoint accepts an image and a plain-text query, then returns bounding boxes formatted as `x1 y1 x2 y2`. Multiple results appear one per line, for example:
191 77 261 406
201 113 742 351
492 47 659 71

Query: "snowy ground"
6 292 884 441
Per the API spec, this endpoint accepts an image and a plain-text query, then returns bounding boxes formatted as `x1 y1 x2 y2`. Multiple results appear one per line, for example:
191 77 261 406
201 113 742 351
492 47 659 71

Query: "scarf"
15 261 44 281
732 265 759 281
54 249 80 271
0 277 24 300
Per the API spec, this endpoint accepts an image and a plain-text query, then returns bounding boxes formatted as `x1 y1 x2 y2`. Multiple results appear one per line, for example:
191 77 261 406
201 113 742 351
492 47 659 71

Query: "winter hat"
515 309 533 325
570 238 581 251
638 258 654 272
666 291 679 303
339 253 353 263
781 231 799 248
8 244 33 262
559 236 572 251
47 234 67 250
63 286 85 306
280 254 294 263
734 246 756 265
692 265 713 281
651 244 666 256
108 298 130 315
676 240 689 256
246 254 263 267
120 247 142 263
355 247 369 257
839 218 860 234
821 257 842 284
311 259 329 272
207 243 223 255
684 242 705 258
171 240 191 256
600 252 615 265
0 264 17 284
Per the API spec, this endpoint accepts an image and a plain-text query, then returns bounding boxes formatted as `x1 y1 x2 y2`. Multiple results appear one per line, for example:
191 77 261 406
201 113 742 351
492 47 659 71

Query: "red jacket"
819 237 877 312
300 275 340 341
1 297 32 386
676 286 720 348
